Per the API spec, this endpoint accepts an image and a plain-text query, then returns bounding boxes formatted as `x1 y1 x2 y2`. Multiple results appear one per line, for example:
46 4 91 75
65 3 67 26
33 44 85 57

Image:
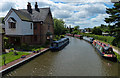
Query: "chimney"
27 2 32 13
35 2 39 12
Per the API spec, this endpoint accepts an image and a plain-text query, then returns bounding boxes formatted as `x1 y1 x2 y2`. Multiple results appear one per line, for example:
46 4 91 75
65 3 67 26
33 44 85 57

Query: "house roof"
5 8 50 22
10 17 16 22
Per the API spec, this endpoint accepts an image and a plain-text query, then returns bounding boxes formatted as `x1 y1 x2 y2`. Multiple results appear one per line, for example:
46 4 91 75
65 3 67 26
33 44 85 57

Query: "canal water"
5 36 118 76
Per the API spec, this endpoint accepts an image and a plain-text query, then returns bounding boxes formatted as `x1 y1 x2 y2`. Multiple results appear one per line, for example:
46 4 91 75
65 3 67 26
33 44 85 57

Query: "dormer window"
9 22 16 28
8 17 16 29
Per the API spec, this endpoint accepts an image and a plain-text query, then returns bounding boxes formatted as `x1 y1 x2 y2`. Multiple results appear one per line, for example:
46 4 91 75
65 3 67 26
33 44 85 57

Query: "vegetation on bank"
0 52 30 67
114 52 120 62
80 33 120 48
18 44 45 51
53 35 65 41
54 18 66 35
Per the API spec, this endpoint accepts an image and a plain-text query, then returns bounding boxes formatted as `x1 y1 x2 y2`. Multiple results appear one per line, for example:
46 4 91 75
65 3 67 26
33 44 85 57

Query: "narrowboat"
83 36 94 43
66 33 73 36
50 38 69 51
74 35 83 39
92 40 117 61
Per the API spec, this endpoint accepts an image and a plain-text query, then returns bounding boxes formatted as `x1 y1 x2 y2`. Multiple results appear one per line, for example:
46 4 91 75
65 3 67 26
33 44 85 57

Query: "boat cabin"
93 40 115 54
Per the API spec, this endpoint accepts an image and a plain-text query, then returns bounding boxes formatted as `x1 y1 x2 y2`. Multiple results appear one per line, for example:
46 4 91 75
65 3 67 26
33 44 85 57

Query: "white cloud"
0 0 113 28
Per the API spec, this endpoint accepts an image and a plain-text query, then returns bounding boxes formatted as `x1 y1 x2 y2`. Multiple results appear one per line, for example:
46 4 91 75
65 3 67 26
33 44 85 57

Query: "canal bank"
4 36 118 76
0 48 49 75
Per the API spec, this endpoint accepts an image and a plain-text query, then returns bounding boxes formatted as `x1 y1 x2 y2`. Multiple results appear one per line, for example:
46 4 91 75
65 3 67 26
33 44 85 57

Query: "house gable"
5 9 33 35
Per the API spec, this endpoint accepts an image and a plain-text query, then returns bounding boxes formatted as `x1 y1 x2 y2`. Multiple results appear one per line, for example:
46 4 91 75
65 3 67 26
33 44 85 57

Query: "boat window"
100 47 103 52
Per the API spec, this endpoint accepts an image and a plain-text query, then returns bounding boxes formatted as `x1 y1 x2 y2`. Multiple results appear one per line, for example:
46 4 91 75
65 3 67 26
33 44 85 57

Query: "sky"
0 0 114 29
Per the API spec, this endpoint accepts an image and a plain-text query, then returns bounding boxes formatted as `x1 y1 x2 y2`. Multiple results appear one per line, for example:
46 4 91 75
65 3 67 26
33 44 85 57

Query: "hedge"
80 33 116 46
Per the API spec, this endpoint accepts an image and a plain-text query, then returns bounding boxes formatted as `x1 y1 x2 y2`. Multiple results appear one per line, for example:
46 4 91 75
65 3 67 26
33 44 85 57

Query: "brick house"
4 2 54 45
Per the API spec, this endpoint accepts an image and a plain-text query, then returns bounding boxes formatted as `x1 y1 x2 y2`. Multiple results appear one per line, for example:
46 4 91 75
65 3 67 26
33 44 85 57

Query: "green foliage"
0 52 30 66
45 40 50 45
0 17 5 24
81 33 115 46
104 2 120 46
10 48 14 52
53 35 65 41
60 35 65 38
74 26 80 30
71 30 79 34
114 52 120 62
54 18 66 35
20 43 44 51
70 26 80 34
92 27 102 35
3 37 10 49
112 35 120 48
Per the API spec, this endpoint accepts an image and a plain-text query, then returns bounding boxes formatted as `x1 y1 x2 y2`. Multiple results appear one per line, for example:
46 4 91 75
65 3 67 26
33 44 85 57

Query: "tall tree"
104 3 120 47
92 27 102 35
74 26 80 30
105 3 120 36
54 18 65 35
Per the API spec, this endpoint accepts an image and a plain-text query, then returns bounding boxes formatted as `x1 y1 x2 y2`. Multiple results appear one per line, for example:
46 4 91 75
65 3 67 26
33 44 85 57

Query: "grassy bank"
0 52 30 67
114 52 120 62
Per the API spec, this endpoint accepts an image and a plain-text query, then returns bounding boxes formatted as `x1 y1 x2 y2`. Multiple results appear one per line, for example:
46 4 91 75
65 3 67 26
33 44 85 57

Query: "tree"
74 26 80 30
92 27 102 35
1 17 5 24
105 3 120 36
54 18 66 35
104 2 120 47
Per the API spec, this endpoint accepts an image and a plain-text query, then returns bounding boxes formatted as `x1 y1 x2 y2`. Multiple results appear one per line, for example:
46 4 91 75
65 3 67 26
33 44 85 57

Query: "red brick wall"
22 11 54 45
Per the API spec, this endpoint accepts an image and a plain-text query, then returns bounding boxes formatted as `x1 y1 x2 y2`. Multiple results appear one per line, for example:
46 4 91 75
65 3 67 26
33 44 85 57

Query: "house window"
34 35 37 41
31 23 32 29
48 25 50 30
9 22 16 28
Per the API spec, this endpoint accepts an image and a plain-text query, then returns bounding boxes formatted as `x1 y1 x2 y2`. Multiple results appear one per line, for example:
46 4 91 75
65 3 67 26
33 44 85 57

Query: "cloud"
0 2 15 12
51 0 111 3
0 0 113 29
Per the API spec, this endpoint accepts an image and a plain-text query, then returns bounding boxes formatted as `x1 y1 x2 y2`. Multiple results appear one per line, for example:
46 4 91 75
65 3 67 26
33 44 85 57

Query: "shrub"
10 48 14 52
81 33 115 45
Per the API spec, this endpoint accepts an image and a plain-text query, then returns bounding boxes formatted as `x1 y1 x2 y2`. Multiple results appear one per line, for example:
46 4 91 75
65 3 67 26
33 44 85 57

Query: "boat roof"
94 40 112 49
53 38 69 43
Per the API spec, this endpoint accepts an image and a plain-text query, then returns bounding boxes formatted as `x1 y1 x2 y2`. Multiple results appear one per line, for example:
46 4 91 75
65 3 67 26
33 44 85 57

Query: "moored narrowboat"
74 35 83 39
50 38 69 51
66 33 73 36
92 40 117 61
83 36 94 43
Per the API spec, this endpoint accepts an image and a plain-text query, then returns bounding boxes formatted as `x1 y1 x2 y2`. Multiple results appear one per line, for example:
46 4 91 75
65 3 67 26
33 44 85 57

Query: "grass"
32 47 44 51
114 52 120 62
0 52 30 67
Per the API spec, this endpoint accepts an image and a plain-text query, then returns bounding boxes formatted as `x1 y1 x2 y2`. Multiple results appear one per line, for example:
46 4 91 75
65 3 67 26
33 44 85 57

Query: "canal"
5 36 118 76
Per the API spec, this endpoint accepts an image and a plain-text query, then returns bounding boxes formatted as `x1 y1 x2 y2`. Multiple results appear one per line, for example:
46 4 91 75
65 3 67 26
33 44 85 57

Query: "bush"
20 43 30 51
81 33 115 45
10 48 14 52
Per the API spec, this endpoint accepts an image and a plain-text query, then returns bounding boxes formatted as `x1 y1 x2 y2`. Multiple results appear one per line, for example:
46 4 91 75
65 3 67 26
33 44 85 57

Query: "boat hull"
50 41 69 51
